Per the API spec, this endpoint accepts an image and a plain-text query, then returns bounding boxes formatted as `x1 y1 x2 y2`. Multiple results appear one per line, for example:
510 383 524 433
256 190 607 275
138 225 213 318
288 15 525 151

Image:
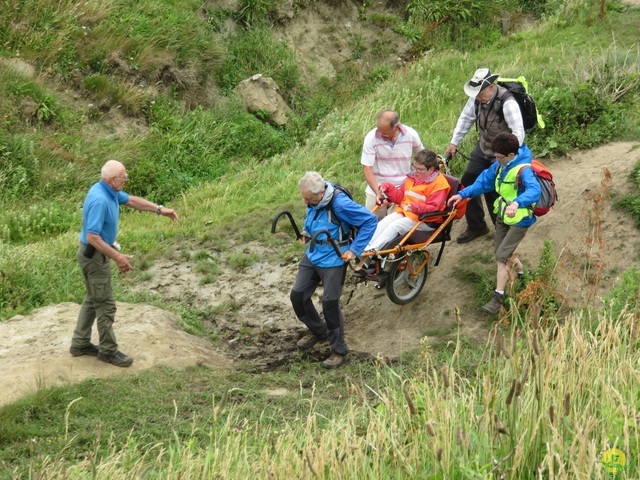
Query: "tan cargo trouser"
71 244 118 356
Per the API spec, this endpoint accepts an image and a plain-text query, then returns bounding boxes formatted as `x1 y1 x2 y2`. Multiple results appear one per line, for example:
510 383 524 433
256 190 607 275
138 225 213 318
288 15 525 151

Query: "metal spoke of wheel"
386 252 428 305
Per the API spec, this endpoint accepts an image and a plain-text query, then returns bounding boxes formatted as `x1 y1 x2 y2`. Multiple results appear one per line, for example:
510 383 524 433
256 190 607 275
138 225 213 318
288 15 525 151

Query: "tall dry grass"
19 304 638 479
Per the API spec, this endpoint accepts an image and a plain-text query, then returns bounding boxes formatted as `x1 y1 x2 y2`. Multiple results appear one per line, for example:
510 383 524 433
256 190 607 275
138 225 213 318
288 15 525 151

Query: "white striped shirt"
361 124 424 195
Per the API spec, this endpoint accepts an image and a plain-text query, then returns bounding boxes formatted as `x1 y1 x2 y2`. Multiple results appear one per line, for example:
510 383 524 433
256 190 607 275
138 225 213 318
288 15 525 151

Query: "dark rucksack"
496 76 545 132
326 183 358 243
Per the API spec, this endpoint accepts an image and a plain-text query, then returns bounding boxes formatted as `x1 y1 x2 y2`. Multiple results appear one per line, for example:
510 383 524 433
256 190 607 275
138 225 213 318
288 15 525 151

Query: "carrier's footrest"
352 268 390 283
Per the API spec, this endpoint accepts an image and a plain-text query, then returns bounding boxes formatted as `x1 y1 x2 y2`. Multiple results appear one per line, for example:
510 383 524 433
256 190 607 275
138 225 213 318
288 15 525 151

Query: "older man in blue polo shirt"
70 160 178 367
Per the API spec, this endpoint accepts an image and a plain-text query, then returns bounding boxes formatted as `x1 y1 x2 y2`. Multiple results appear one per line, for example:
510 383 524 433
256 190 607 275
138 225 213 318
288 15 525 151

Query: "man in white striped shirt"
361 110 424 218
445 68 525 243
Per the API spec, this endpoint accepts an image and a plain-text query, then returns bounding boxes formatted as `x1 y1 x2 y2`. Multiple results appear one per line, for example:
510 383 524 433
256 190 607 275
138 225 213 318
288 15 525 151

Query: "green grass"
0 355 394 476
453 252 496 306
615 145 640 226
1 306 638 478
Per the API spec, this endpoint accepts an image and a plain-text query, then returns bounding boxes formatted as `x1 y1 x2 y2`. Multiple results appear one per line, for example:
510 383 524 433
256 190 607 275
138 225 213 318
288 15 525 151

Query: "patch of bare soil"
2 142 639 405
272 0 411 81
0 303 231 406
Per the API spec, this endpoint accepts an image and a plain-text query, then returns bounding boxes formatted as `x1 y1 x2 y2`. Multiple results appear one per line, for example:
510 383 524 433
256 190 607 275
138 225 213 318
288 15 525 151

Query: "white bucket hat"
464 68 499 97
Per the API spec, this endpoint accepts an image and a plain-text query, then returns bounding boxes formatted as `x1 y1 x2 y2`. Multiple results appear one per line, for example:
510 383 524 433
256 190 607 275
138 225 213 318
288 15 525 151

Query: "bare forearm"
125 196 179 221
86 233 121 261
363 166 378 193
126 195 159 212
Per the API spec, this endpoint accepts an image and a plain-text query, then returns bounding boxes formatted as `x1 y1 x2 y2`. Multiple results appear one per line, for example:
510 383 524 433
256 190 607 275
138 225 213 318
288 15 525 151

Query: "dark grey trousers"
290 255 349 355
460 144 499 232
71 244 119 356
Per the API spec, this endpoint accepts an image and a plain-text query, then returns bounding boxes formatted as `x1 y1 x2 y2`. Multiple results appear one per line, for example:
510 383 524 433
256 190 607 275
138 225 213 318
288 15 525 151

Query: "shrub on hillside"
9 81 66 125
532 83 611 154
0 1 224 93
83 74 150 117
615 159 640 227
236 0 278 28
531 82 636 156
603 267 640 321
215 28 300 97
126 98 292 201
0 204 80 244
405 0 504 51
0 136 38 200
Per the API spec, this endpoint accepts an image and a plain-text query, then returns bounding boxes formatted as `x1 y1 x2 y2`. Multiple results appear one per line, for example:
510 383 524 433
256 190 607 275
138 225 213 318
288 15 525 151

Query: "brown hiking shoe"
296 333 326 350
322 353 349 369
481 292 505 315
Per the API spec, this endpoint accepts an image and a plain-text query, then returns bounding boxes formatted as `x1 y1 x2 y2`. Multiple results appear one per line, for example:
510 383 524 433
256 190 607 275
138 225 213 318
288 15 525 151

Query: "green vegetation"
453 252 496 306
1 307 638 477
0 359 384 475
1 0 640 477
616 147 640 226
603 267 640 320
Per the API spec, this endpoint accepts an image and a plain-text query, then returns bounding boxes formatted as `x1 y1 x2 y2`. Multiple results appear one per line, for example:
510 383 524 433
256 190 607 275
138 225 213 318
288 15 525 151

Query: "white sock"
496 290 504 295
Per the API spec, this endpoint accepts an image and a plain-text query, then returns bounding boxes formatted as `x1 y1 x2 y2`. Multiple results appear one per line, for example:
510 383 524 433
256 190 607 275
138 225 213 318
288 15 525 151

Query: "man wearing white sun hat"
445 68 525 244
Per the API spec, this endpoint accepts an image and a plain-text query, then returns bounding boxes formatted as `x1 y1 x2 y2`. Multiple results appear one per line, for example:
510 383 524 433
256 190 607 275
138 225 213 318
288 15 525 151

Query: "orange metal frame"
358 208 460 278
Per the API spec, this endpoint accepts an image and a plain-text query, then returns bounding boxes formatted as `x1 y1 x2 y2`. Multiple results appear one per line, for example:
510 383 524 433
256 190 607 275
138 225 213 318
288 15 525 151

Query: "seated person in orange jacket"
364 149 450 253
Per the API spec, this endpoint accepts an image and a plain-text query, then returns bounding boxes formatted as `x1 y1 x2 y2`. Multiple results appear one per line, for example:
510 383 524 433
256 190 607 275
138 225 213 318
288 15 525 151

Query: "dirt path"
0 303 231 406
2 142 639 405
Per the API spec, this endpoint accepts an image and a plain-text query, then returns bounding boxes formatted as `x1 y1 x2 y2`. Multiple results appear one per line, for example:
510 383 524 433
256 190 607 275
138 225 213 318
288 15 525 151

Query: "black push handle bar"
271 210 302 240
308 229 343 258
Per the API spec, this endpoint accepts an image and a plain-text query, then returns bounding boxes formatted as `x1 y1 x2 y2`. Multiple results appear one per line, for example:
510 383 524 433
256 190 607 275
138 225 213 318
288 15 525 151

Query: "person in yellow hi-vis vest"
448 132 541 314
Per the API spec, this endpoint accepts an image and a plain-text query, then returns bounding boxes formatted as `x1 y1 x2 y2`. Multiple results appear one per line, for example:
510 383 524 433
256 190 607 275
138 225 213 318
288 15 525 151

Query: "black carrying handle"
308 229 343 258
271 210 302 240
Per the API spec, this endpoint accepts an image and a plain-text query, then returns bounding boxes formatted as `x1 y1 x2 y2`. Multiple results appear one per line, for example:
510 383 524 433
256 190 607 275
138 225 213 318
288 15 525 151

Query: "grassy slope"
1 3 640 479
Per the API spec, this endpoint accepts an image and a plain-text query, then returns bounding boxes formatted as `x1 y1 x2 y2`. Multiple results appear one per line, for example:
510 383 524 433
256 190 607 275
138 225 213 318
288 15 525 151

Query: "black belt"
314 239 350 246
81 242 117 259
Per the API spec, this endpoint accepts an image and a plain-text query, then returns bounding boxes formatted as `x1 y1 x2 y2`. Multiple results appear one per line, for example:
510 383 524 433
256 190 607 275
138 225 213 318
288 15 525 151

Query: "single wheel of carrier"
386 251 428 305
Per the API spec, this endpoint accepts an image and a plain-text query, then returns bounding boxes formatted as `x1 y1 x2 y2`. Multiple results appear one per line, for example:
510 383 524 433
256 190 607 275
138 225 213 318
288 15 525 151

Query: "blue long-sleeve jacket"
459 145 541 227
303 183 377 268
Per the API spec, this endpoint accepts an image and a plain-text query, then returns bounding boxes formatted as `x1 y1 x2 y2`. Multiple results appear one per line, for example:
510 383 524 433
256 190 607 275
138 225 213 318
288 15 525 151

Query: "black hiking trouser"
460 144 499 232
290 255 349 355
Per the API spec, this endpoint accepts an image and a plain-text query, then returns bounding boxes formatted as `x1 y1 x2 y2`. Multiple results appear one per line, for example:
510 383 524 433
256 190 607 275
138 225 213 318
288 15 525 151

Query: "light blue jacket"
459 145 541 227
303 183 377 268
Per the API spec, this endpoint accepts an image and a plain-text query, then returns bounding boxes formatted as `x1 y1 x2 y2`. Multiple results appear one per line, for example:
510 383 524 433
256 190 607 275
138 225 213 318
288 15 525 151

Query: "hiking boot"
296 332 326 350
481 292 505 315
69 343 99 357
352 266 377 280
322 353 350 369
456 227 490 244
97 350 133 367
